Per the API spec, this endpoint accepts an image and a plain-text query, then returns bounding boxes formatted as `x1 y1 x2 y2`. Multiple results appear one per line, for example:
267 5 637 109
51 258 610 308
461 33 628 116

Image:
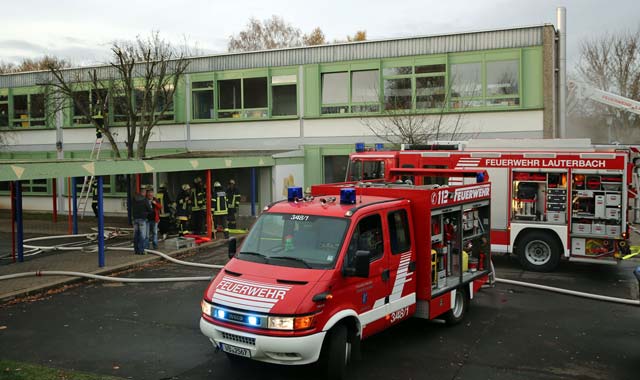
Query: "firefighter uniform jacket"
212 190 228 215
226 187 241 210
157 190 173 218
191 185 206 211
176 189 192 217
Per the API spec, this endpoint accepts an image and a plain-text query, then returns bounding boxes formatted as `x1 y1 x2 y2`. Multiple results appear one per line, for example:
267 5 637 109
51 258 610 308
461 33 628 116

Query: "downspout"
557 7 567 138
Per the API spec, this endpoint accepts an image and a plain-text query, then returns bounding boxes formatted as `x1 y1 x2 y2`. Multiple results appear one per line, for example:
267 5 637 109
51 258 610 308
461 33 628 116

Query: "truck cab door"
340 212 391 338
384 207 416 326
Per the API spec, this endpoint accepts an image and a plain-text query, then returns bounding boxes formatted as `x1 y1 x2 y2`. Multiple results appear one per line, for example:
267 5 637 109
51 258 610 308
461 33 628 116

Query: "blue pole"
251 167 256 217
97 176 105 267
15 181 24 263
72 177 78 235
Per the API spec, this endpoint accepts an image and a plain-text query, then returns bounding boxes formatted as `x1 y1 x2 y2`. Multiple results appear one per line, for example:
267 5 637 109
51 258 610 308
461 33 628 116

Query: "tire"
516 231 561 272
322 324 351 380
444 288 469 326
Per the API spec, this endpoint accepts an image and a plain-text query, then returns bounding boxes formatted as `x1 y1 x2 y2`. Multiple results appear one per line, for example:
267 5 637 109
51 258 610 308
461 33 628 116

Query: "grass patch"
0 360 125 380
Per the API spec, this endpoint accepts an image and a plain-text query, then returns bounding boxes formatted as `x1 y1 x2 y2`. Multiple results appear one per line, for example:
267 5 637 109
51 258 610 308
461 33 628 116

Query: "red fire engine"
348 139 639 272
200 170 492 378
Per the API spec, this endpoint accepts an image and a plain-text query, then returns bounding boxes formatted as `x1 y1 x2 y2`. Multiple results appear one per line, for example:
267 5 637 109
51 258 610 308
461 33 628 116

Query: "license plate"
220 343 251 358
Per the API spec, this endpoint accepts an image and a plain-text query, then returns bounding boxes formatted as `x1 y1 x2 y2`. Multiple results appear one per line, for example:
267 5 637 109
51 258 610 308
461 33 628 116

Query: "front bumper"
199 317 326 365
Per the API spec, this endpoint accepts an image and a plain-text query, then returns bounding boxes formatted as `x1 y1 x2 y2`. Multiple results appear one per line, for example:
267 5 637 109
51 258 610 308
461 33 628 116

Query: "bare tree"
45 32 190 158
0 55 71 74
303 27 327 46
573 30 640 141
228 16 303 52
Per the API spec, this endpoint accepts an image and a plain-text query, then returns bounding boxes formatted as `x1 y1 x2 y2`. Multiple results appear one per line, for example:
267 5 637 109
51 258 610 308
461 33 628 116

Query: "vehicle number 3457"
390 306 409 323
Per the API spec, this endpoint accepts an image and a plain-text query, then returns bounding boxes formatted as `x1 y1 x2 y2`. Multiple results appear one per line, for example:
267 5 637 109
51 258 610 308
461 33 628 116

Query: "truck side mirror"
344 250 370 278
228 237 237 259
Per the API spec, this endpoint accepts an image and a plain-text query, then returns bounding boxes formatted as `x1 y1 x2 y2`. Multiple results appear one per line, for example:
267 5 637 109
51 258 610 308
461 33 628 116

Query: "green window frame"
0 179 51 195
191 80 215 120
217 75 269 120
270 74 298 117
320 63 381 115
70 88 108 126
0 91 8 128
10 91 47 128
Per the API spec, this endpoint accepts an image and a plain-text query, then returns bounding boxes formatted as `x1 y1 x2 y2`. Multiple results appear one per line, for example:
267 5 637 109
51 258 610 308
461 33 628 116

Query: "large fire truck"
200 170 492 378
348 139 640 272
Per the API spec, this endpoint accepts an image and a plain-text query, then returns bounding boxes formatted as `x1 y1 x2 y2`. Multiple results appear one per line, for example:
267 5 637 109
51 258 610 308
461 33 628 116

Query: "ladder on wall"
77 136 104 218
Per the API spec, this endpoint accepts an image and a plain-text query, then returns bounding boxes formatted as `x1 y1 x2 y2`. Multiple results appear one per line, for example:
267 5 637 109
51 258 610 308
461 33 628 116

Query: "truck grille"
221 331 256 346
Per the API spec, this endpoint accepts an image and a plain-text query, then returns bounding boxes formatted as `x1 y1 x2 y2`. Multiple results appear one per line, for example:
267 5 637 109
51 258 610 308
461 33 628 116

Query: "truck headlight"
201 300 212 316
267 315 316 330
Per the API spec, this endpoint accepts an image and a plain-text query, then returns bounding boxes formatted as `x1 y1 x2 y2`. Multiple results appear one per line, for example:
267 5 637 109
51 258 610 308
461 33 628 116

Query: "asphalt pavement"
1 246 639 380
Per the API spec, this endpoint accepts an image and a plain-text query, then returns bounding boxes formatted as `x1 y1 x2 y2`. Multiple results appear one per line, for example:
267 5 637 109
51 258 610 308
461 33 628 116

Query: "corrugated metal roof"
0 25 550 88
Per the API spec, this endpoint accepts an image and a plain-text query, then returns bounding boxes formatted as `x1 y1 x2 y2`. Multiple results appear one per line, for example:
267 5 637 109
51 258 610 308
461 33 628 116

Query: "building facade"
0 24 558 215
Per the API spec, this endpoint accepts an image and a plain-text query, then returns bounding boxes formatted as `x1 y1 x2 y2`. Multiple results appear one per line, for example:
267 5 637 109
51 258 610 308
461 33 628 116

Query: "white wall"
272 163 305 202
0 195 127 214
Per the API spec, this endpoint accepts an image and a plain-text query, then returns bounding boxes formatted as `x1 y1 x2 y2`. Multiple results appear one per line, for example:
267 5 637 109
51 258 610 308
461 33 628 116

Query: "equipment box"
547 203 566 211
572 223 591 234
547 211 565 223
594 195 606 218
605 194 621 206
606 225 621 236
547 195 567 203
571 238 586 255
592 223 606 235
547 188 567 195
605 208 620 220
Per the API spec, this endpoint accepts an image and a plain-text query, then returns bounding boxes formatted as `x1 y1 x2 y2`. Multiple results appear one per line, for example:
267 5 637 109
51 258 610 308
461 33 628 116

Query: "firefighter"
212 181 229 239
176 183 192 236
191 176 206 235
226 179 241 230
157 183 175 240
91 181 99 217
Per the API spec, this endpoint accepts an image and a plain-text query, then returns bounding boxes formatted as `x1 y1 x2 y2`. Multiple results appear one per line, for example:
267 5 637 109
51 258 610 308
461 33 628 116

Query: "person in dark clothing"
91 181 99 217
212 181 229 239
226 179 241 230
132 190 152 255
157 184 175 239
190 177 206 235
175 183 192 235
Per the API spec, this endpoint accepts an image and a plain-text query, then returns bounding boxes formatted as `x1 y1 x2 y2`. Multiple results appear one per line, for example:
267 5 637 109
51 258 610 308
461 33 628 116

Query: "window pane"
416 76 445 109
272 75 297 84
272 84 297 116
134 89 145 113
0 95 8 102
321 72 348 104
243 109 268 118
115 174 128 193
450 99 484 109
30 94 45 119
113 96 128 122
155 91 174 113
415 64 446 74
351 104 379 113
388 210 411 254
323 155 349 183
73 91 90 123
383 66 412 76
218 111 241 118
351 70 379 103
243 77 267 109
486 60 519 96
0 181 9 191
321 106 349 114
192 90 214 119
193 81 213 89
384 78 412 110
487 98 520 106
0 103 8 127
218 79 241 110
346 214 384 262
451 63 482 98
13 95 28 119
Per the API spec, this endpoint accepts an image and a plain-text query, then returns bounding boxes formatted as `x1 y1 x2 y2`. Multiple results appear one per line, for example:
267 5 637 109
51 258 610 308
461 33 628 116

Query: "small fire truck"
348 139 640 272
200 170 492 378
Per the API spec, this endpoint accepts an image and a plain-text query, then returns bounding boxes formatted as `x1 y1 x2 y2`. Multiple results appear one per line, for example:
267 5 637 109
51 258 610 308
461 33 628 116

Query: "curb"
0 237 237 304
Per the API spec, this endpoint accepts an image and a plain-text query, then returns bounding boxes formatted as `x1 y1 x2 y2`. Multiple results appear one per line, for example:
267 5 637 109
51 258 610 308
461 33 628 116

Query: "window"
351 70 379 112
388 209 411 254
72 91 91 124
218 79 242 117
218 77 268 119
0 94 8 127
450 63 482 98
416 76 445 109
346 214 384 263
12 93 47 128
192 80 214 120
384 78 412 110
155 89 174 121
321 72 349 114
486 60 520 106
0 179 51 195
243 77 268 109
112 95 128 123
324 155 349 183
272 75 297 116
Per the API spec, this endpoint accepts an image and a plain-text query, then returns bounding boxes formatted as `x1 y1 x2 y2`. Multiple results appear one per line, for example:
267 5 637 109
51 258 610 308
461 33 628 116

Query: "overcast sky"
1 0 638 68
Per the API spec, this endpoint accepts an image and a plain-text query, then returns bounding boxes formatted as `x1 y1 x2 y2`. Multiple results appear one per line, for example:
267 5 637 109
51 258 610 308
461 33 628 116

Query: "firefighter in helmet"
157 183 175 239
190 176 206 235
176 183 192 235
212 181 229 239
226 179 241 230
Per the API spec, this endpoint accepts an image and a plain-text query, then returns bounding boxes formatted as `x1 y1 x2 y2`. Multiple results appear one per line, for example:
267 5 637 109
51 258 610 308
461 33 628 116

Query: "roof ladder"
77 136 104 219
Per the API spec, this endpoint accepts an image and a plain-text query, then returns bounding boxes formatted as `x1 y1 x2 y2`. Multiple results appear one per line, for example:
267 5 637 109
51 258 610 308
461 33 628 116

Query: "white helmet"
213 181 221 187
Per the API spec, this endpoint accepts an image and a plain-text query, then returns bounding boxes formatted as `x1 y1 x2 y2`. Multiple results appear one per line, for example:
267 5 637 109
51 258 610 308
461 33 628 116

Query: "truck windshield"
239 213 350 269
347 159 385 181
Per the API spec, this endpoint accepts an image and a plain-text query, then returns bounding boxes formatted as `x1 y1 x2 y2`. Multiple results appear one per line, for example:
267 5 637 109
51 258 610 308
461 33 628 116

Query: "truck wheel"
517 231 560 272
323 324 350 380
444 288 468 326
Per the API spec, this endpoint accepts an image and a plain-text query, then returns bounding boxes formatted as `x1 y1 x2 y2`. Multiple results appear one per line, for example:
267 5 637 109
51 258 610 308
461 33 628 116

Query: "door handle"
381 269 390 281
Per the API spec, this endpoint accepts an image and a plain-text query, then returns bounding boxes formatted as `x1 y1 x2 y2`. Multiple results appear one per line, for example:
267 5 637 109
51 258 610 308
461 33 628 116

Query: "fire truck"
348 139 640 272
200 170 492 378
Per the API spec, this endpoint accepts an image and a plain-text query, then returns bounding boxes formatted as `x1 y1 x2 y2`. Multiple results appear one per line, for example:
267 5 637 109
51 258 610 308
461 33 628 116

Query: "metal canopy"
0 153 275 182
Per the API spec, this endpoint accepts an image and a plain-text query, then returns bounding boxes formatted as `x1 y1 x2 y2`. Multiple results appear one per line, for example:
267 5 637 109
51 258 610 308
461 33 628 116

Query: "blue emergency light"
476 172 485 183
355 142 365 152
340 188 357 204
375 143 384 151
288 186 303 201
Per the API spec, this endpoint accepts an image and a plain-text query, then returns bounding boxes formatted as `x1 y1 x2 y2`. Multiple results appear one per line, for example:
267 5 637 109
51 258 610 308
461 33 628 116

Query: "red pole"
206 170 212 239
10 181 16 263
52 178 57 223
67 177 72 235
136 174 141 193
